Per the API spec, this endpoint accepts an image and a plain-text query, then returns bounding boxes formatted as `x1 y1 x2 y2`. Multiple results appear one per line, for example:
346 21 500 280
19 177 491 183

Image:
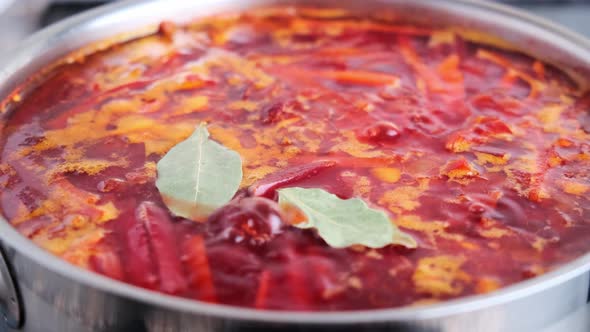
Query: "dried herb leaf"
156 124 242 220
278 187 416 249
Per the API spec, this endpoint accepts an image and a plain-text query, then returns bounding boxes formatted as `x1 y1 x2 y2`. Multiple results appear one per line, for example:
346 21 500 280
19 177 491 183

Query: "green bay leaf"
156 124 242 220
278 187 417 249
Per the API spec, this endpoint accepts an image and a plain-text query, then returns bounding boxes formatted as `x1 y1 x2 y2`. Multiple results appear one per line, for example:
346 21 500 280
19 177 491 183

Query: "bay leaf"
156 124 242 220
278 187 417 249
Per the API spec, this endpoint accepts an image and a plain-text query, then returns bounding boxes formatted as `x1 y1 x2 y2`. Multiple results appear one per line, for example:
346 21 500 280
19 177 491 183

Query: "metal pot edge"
0 0 589 326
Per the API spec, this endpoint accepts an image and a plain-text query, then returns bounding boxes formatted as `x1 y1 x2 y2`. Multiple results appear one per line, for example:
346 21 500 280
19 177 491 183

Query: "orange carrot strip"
292 155 399 168
309 20 433 36
437 54 463 83
477 49 544 99
255 270 271 309
532 61 545 78
271 67 399 87
399 36 464 98
476 49 511 68
317 69 399 86
314 47 364 56
185 235 216 302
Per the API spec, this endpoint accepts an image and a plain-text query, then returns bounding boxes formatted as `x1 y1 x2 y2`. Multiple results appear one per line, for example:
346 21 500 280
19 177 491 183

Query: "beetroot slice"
136 202 188 294
125 215 159 289
287 258 313 310
249 160 337 199
89 246 124 281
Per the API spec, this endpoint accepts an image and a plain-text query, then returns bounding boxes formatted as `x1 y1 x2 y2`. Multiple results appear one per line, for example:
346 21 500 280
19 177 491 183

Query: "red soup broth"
0 7 589 311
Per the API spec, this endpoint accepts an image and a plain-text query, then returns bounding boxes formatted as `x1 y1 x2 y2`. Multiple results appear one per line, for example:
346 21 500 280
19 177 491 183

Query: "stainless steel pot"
0 1 590 331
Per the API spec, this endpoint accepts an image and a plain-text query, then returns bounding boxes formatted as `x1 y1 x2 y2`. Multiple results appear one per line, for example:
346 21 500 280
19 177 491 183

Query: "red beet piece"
249 160 337 198
286 258 313 310
358 121 401 145
206 243 262 306
89 246 124 281
136 201 188 294
207 197 285 247
125 216 159 289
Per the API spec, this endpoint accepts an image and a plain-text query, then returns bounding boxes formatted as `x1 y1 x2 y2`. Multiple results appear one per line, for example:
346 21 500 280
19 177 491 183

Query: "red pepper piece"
184 235 216 302
136 202 187 294
249 160 337 198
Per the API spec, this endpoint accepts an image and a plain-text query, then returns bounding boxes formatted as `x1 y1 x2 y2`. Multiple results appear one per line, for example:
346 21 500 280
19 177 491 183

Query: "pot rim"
0 0 590 324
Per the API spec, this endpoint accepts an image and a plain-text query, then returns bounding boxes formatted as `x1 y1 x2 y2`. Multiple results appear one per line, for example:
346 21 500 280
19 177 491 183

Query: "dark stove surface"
40 1 107 27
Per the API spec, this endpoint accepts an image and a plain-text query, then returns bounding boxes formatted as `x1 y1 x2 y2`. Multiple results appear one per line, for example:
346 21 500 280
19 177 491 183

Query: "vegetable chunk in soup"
0 6 589 311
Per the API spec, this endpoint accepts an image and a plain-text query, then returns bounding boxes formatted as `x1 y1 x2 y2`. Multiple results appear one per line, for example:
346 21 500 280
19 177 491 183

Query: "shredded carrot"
314 47 363 56
437 55 462 83
318 69 399 86
399 36 464 98
292 155 398 168
476 49 511 68
477 49 545 99
532 60 545 78
276 67 399 86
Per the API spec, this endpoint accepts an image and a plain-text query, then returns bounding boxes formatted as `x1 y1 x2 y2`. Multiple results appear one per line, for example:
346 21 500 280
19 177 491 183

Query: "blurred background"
0 0 589 55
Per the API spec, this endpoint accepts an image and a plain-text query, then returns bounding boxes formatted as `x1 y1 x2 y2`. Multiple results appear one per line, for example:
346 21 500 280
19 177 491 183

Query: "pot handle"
0 245 22 329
